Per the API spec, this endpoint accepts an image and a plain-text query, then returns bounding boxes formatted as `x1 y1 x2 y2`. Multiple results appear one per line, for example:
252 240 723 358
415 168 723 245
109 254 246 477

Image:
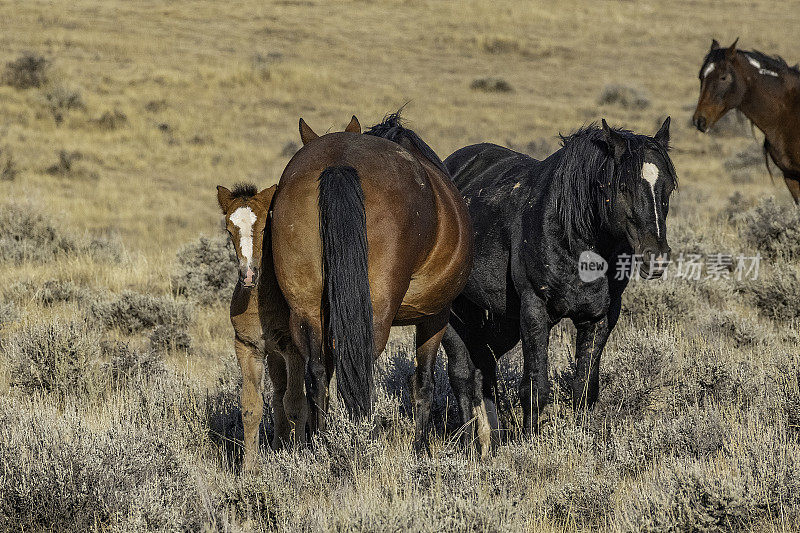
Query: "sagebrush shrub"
0 302 18 329
0 399 209 532
596 328 678 419
104 341 166 383
89 290 193 333
6 319 105 398
2 52 48 89
598 84 651 109
36 279 92 306
0 204 77 263
171 236 237 305
740 267 800 321
149 323 192 353
740 197 800 260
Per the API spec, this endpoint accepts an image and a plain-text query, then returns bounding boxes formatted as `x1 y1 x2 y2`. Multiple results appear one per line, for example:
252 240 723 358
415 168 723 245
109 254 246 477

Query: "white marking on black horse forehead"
642 162 661 237
229 206 258 267
703 62 716 78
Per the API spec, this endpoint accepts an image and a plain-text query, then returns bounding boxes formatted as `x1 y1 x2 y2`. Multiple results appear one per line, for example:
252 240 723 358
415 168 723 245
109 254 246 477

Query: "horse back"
271 133 442 322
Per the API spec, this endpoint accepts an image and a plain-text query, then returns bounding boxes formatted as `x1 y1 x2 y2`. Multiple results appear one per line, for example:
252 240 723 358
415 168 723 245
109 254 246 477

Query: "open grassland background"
1 0 800 531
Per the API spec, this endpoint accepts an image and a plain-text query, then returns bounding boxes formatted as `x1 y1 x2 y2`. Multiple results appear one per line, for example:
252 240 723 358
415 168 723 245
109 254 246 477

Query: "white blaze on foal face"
641 162 661 237
703 62 716 78
229 206 258 268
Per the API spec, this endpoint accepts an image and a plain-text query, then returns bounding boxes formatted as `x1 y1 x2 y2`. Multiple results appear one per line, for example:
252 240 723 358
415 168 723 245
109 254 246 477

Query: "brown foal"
692 39 800 203
217 184 307 472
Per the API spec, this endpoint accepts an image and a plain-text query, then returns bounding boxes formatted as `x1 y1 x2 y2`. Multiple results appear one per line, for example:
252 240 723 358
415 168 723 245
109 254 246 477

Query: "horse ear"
217 186 234 214
725 37 739 60
711 38 720 50
601 119 626 160
654 116 671 147
299 118 319 145
345 115 361 133
253 185 277 209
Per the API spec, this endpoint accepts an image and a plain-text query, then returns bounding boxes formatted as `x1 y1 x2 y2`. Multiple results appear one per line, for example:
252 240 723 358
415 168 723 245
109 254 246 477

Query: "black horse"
442 119 676 453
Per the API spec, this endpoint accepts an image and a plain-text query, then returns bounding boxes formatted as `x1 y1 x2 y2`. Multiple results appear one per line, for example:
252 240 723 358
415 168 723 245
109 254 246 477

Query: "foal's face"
217 185 276 289
606 119 675 279
692 41 746 132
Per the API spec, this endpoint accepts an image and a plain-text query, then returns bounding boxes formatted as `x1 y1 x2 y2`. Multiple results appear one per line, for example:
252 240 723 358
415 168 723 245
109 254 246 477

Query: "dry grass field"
1 0 800 531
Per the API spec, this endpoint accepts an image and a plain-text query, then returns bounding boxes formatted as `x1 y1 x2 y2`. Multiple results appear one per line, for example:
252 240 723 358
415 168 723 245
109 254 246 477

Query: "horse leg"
283 342 309 443
518 291 551 434
266 349 289 448
572 318 611 410
289 312 323 436
235 337 265 472
784 174 800 205
442 324 492 457
411 308 448 454
572 279 625 410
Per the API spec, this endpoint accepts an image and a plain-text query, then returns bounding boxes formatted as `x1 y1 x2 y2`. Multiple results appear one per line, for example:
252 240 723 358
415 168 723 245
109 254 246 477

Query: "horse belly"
396 177 473 323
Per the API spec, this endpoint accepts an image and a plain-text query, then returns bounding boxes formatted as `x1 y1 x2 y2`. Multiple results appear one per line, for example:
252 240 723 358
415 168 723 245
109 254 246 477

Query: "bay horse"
217 183 308 471
270 113 473 452
441 119 676 454
692 39 800 204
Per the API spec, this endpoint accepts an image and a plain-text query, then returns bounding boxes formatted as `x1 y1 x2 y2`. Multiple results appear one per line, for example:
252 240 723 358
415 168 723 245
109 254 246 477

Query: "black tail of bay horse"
318 166 374 418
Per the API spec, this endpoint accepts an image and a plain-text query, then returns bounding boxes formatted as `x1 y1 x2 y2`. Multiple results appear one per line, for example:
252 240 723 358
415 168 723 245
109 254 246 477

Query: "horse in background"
692 38 800 204
217 183 307 472
442 119 676 454
270 113 473 452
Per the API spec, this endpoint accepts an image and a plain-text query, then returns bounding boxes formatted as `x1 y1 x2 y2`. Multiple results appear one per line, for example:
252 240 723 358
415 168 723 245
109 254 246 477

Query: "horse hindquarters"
318 166 376 418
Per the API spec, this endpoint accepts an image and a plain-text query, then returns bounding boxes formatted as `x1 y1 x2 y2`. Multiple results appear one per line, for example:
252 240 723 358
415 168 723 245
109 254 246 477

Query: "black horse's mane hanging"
231 183 258 199
700 48 800 79
365 112 449 175
549 124 676 249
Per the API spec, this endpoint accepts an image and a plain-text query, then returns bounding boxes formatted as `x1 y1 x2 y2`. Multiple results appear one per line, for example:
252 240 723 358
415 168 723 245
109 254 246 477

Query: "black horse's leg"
572 318 611 409
442 324 491 456
412 308 449 454
573 278 625 410
518 291 551 434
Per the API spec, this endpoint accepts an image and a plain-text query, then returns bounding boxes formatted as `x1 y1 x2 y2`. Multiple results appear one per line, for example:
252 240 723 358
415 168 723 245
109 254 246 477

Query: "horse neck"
736 62 794 138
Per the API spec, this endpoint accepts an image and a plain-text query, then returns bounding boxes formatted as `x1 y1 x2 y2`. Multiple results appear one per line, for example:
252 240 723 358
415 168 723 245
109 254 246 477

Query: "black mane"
365 112 449 175
231 183 258 199
550 124 676 249
700 47 800 79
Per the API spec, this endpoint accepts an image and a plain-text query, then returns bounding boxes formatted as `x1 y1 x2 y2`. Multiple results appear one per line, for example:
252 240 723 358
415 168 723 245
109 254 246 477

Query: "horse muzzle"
239 266 259 288
638 247 671 280
692 115 708 133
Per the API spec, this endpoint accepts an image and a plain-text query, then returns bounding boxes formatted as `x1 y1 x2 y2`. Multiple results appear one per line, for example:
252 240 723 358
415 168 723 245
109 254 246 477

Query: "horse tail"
318 166 374 418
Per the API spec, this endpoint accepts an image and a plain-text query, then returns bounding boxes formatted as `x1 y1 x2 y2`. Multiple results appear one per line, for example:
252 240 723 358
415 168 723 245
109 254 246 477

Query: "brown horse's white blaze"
230 206 258 286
